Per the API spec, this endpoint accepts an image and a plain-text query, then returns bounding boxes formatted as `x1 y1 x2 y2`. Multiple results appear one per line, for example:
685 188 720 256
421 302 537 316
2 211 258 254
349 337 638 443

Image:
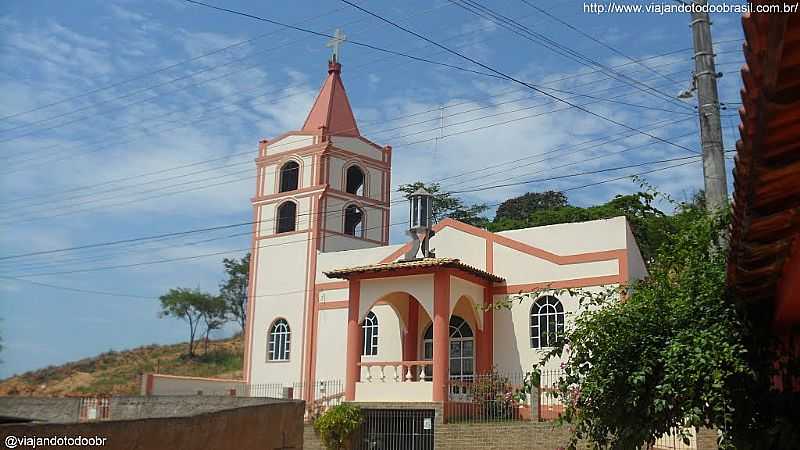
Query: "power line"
517 0 680 85
0 6 349 124
451 0 692 111
0 78 702 224
1 152 709 268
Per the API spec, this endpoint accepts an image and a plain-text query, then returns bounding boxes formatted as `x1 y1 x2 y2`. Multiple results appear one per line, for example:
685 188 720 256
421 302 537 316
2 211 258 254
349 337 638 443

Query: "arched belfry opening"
279 161 299 192
346 165 365 196
276 201 297 233
344 204 364 237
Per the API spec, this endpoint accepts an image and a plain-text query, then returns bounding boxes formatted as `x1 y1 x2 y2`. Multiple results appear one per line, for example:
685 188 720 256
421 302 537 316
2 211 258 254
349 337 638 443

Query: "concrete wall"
0 397 81 423
144 374 246 396
2 400 304 450
0 396 298 423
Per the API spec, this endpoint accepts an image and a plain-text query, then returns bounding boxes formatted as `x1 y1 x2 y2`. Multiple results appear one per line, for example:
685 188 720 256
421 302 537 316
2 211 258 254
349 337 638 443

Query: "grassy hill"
0 335 244 397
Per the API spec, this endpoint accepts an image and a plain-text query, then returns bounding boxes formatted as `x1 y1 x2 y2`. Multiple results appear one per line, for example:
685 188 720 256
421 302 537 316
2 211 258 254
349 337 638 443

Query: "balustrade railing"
358 360 433 383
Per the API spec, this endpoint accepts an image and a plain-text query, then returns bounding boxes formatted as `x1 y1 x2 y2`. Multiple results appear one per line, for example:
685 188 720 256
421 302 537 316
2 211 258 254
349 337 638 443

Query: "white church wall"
449 276 485 330
249 232 310 385
363 304 404 362
493 286 612 374
360 274 434 322
432 228 487 270
261 163 277 196
302 155 314 187
315 308 348 381
331 136 383 161
625 220 649 281
326 156 385 202
266 134 314 156
316 244 404 282
325 235 380 252
258 196 312 236
493 243 619 285
496 216 628 255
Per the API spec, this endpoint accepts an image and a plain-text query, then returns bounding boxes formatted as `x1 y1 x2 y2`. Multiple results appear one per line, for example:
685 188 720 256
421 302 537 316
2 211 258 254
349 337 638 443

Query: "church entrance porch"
323 257 503 403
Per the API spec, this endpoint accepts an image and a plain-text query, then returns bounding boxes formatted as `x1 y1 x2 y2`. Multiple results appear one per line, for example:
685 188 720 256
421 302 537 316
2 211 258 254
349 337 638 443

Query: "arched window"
268 319 291 361
279 161 299 193
530 296 564 349
422 315 474 382
362 311 378 356
344 204 364 237
276 201 297 233
345 165 365 196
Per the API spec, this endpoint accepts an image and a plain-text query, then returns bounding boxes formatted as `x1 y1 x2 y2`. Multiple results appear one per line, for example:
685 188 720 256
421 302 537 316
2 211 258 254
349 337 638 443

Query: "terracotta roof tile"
324 257 505 283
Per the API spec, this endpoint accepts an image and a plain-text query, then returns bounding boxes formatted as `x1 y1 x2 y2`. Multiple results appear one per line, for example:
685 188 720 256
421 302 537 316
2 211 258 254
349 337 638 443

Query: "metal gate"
353 409 435 450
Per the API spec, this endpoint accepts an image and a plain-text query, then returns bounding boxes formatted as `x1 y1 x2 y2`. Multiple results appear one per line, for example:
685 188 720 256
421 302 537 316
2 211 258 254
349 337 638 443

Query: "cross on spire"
326 28 346 62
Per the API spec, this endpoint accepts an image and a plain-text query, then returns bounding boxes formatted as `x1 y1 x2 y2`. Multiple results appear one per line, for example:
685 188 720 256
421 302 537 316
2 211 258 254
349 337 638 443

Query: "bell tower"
243 49 392 388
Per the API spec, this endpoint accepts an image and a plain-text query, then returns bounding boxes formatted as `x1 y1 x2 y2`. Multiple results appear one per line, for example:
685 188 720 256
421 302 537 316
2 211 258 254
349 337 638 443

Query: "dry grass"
0 335 244 397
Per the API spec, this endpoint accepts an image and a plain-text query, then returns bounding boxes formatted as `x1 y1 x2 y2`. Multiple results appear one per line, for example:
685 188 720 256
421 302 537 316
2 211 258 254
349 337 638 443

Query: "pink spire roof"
301 60 360 137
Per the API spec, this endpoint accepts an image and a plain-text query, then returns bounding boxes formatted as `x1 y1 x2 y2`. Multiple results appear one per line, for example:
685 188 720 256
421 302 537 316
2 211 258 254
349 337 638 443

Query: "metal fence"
538 369 565 421
444 372 533 423
651 428 697 450
244 379 344 417
352 408 435 450
78 397 111 422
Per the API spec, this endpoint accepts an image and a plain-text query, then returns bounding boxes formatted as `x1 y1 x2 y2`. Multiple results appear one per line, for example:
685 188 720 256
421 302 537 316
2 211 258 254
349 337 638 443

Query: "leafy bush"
313 404 363 450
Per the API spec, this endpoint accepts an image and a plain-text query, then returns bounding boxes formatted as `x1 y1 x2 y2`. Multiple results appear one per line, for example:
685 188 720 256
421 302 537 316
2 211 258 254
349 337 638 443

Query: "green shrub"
313 404 363 450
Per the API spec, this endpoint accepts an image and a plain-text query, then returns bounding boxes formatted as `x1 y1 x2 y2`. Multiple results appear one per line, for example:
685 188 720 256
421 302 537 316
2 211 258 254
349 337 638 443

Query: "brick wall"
436 421 589 450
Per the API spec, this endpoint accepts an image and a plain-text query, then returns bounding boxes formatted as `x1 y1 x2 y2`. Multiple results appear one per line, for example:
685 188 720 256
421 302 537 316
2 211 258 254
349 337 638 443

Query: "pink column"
403 297 420 380
432 271 450 402
344 279 361 401
477 285 494 374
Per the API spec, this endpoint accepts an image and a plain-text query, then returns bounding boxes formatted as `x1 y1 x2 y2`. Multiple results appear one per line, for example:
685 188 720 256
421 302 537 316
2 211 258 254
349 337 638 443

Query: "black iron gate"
353 409 435 450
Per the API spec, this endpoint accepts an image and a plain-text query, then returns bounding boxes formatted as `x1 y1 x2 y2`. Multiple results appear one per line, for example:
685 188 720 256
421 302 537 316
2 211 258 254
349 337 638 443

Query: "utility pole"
690 0 728 211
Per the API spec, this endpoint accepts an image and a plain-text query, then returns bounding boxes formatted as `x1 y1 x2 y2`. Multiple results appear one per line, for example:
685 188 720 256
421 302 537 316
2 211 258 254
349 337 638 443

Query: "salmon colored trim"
331 134 386 151
251 186 324 204
446 268 493 289
432 271 450 402
316 281 349 291
265 130 319 146
257 143 325 165
325 229 385 246
272 155 305 195
318 300 349 310
255 228 310 241
485 235 494 273
303 194 321 401
326 190 390 208
493 274 624 295
327 146 389 168
345 279 362 401
145 373 155 395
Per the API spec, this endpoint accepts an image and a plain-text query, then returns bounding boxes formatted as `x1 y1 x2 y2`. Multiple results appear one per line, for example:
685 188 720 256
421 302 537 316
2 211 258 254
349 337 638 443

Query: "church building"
242 53 648 404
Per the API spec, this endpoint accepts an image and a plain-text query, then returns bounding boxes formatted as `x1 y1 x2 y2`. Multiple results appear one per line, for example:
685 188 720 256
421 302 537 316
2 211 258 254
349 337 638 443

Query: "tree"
220 253 250 331
515 207 799 449
199 294 228 354
397 182 489 227
494 191 568 221
489 192 675 264
159 288 216 357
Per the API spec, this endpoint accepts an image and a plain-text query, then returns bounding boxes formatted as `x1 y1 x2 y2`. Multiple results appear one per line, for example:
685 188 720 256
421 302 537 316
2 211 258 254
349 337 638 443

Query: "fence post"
282 386 294 399
535 377 542 421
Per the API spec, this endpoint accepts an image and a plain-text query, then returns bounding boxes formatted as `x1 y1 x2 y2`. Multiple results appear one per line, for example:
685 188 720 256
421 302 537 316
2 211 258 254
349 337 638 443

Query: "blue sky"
0 0 746 377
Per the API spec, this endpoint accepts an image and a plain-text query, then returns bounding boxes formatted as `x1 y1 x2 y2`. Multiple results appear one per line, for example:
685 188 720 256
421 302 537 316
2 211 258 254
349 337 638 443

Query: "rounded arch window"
362 311 378 356
268 319 290 361
529 296 564 349
276 201 297 233
422 315 474 382
345 165 365 196
279 161 300 193
344 204 364 237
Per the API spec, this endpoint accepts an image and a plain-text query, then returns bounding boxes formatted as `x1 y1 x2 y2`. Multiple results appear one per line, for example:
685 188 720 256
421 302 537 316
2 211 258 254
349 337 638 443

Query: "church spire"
301 29 360 137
